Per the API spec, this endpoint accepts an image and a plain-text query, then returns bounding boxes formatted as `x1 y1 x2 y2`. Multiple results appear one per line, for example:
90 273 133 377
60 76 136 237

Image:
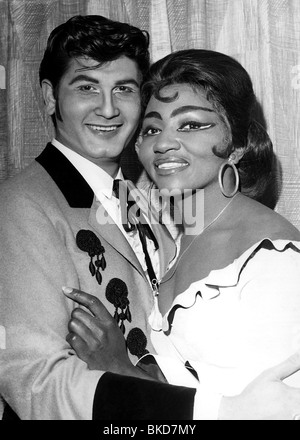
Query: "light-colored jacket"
0 144 176 420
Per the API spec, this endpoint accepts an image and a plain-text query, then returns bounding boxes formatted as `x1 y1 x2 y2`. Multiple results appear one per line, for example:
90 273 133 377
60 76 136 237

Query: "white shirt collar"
51 139 123 200
51 140 160 282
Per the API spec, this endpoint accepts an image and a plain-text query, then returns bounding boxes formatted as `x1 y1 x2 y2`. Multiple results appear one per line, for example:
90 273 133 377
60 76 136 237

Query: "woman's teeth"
157 162 188 169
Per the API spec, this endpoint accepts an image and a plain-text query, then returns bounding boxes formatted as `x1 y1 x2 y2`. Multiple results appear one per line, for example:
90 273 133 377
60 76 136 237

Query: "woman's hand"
62 286 145 378
219 351 300 420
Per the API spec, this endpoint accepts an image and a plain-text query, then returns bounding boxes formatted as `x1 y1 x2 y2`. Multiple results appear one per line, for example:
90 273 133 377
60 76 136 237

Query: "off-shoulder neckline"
155 238 300 328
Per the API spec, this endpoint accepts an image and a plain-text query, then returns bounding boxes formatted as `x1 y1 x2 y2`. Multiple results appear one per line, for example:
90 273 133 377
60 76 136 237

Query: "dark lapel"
87 198 147 277
36 143 147 277
36 143 94 208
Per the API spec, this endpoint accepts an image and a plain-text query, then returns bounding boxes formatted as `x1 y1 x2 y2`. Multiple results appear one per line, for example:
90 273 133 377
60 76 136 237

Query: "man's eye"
178 121 213 131
114 86 135 93
141 127 161 137
77 85 98 93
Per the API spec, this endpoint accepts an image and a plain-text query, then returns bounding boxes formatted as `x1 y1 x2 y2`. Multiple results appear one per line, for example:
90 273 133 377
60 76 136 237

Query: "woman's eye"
178 121 213 131
141 126 161 137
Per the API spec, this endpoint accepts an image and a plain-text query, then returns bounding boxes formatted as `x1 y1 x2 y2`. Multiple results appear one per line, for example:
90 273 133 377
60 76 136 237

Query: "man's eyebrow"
68 75 140 88
68 75 99 86
171 105 215 117
115 79 140 88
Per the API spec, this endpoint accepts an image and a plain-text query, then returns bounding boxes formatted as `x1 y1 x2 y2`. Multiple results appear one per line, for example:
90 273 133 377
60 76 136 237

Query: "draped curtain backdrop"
0 0 299 227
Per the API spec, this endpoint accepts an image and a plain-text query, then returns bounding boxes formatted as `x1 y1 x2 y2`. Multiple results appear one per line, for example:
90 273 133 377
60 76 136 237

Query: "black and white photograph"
0 0 300 423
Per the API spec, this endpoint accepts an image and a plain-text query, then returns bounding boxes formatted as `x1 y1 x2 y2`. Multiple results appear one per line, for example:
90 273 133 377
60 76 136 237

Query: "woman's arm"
63 287 300 419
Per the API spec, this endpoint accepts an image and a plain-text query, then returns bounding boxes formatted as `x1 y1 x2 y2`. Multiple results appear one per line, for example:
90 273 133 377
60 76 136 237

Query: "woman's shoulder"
236 195 300 242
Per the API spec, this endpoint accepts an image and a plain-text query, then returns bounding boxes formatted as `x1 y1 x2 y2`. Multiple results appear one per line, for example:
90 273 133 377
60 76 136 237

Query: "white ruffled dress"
145 239 300 418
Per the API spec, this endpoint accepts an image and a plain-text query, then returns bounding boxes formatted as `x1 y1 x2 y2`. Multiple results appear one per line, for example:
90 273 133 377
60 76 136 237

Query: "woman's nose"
153 133 181 154
94 93 120 119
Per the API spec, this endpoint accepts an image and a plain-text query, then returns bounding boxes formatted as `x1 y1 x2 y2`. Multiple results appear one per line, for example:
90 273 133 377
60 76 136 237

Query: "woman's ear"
41 80 56 116
229 148 244 164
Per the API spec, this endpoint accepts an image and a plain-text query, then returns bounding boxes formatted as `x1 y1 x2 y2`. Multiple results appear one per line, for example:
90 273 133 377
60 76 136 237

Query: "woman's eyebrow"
143 111 162 120
144 105 215 121
171 105 215 117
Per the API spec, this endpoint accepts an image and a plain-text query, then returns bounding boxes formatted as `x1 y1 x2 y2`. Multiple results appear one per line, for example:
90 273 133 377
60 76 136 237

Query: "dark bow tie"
113 179 159 283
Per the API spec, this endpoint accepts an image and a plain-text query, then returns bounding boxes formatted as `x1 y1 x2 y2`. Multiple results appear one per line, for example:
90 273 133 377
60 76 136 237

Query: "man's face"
44 56 142 175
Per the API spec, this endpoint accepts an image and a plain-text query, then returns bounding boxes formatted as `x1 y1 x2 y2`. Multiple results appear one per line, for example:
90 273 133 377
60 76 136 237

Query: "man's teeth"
157 162 188 169
89 125 118 132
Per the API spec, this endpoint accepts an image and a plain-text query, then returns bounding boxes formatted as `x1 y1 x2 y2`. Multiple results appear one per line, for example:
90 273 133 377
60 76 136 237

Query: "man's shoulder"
0 156 63 214
0 159 53 197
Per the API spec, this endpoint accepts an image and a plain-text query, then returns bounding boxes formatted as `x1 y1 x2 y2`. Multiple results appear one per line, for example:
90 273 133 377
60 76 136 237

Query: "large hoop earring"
218 158 239 198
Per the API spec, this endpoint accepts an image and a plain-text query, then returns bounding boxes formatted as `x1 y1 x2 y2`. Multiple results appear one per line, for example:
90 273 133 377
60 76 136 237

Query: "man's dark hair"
39 15 150 125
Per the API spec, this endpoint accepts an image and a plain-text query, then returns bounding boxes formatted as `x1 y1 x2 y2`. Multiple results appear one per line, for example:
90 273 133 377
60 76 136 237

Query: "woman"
64 49 300 418
136 48 300 394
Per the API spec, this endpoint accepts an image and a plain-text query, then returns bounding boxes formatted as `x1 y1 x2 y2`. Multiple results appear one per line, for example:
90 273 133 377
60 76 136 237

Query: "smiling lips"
87 123 122 133
154 158 189 175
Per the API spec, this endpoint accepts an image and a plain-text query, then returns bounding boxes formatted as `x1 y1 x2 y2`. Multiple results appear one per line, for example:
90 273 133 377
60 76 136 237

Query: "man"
0 15 299 420
0 14 175 420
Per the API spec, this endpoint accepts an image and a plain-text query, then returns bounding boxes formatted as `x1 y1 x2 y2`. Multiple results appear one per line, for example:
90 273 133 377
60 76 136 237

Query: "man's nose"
94 93 120 119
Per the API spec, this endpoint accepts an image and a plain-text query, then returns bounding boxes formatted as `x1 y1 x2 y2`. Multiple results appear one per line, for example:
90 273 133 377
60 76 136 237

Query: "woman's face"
138 84 230 193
